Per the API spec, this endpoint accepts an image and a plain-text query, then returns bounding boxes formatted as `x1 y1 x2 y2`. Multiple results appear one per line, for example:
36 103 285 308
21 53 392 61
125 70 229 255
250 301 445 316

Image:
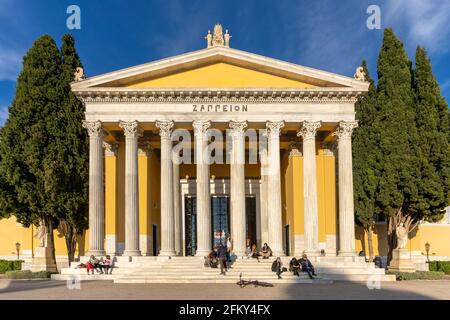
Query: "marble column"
82 120 106 256
333 121 358 256
259 133 269 246
297 121 321 256
193 120 212 257
119 120 143 257
173 158 182 256
156 120 176 256
266 121 285 256
229 120 248 256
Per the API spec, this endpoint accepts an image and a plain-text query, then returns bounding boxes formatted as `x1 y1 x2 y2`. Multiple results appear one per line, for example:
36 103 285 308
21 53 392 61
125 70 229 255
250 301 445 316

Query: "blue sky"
1 0 450 125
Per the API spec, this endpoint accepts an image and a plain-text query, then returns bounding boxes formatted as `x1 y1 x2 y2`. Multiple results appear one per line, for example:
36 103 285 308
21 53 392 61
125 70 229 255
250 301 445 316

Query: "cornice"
74 88 362 104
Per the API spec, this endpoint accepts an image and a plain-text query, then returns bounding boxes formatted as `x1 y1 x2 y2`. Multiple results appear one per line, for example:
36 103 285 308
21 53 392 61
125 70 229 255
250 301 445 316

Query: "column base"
195 250 211 257
338 251 356 257
303 250 320 257
271 251 286 257
159 250 177 257
122 250 142 257
87 249 106 257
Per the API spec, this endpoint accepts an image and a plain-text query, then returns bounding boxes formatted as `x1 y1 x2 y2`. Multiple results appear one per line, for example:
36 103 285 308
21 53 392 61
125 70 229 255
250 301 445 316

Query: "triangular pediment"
72 46 369 91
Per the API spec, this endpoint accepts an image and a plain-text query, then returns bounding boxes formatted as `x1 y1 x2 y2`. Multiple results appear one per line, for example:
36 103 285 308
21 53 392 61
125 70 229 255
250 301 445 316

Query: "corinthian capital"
156 120 174 138
119 120 144 138
332 121 358 140
297 121 322 140
82 120 107 138
229 120 248 137
193 120 211 137
266 120 285 136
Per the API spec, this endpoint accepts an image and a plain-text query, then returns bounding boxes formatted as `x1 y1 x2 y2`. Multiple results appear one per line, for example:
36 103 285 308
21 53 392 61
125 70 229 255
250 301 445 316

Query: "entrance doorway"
184 196 197 256
211 195 230 247
245 196 257 246
184 194 257 256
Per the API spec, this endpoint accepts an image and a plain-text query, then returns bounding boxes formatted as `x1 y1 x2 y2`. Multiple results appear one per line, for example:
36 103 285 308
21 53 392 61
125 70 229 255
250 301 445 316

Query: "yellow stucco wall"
355 223 450 257
128 63 317 89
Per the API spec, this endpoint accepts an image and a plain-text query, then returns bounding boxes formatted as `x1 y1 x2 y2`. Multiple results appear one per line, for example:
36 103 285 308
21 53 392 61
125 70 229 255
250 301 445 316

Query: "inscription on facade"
192 104 248 112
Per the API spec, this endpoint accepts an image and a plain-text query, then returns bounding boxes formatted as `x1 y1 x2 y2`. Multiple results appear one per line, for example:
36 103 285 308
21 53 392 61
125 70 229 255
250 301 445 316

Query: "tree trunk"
65 229 77 263
58 220 78 263
367 227 374 262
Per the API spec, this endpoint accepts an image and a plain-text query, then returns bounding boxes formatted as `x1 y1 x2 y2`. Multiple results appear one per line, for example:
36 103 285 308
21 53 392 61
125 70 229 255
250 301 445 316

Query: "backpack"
271 260 278 272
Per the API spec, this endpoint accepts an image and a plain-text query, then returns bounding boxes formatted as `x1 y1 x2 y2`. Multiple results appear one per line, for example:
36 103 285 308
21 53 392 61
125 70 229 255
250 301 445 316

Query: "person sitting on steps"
299 253 317 279
248 243 260 262
260 243 272 259
271 257 287 279
86 255 102 275
289 257 301 276
204 249 218 268
101 255 113 274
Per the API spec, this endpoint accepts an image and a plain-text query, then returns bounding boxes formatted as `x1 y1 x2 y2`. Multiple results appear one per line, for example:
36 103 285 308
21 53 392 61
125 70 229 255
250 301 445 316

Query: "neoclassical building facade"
74 26 368 259
2 26 449 266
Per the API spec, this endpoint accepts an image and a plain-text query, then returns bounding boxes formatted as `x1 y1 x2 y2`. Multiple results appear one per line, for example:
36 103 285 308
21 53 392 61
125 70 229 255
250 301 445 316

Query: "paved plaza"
0 280 449 300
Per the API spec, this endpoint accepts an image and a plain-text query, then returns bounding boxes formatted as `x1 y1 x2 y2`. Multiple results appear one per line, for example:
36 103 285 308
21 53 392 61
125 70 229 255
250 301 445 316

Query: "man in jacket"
217 244 228 275
299 254 317 279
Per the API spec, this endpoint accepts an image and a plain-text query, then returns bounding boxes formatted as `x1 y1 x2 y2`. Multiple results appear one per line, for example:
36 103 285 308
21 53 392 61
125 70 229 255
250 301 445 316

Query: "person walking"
217 244 228 275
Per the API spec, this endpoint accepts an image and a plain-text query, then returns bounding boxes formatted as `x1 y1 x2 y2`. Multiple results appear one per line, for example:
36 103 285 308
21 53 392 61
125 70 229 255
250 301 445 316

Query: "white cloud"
0 45 22 81
384 0 450 54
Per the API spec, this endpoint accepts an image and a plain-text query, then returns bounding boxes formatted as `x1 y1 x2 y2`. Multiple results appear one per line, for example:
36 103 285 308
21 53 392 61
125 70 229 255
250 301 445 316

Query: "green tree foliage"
413 47 450 213
374 28 420 261
367 29 450 263
54 34 89 262
0 34 89 264
0 35 63 266
352 60 379 261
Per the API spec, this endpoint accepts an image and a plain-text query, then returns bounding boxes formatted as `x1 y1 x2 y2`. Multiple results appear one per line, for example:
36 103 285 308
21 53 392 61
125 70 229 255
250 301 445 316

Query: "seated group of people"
79 255 113 275
246 242 272 261
272 254 317 279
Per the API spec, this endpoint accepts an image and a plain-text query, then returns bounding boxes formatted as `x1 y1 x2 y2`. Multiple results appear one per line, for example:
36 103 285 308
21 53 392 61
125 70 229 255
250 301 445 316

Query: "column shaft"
298 121 321 256
259 143 269 246
156 120 176 256
229 121 248 256
193 120 212 257
119 120 143 257
173 161 182 255
82 121 106 256
333 121 358 256
266 121 285 256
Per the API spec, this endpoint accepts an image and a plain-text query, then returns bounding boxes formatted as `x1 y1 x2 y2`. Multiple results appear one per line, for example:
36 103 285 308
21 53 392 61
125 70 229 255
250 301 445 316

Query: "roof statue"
205 23 230 48
353 66 366 81
74 67 85 82
205 30 212 48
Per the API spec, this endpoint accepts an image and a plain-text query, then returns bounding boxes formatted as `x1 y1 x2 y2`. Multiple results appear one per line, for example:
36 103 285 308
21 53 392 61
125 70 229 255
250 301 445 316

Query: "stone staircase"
51 255 395 283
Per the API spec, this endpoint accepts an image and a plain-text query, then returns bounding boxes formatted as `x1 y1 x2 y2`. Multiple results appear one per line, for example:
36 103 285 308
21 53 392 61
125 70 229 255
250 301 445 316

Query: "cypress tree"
353 60 379 262
0 35 64 269
412 47 450 219
374 28 419 262
55 34 89 262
